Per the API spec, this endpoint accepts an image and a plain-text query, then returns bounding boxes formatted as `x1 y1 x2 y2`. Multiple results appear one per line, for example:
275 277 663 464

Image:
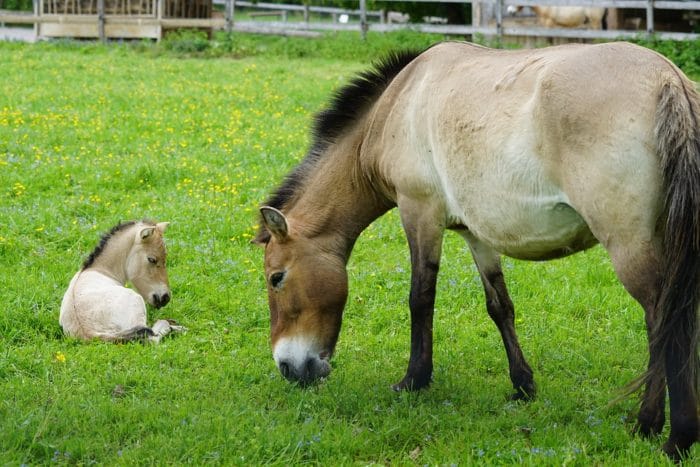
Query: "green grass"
1 33 698 464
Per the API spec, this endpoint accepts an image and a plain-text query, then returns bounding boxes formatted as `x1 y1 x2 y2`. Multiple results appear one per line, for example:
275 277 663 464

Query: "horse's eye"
148 257 157 264
270 271 285 288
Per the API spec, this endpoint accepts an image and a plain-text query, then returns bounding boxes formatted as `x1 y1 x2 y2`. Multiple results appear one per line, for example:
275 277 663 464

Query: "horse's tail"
652 71 700 440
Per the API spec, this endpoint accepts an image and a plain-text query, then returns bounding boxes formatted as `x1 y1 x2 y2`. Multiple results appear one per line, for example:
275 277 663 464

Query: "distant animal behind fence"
59 220 184 343
508 5 606 29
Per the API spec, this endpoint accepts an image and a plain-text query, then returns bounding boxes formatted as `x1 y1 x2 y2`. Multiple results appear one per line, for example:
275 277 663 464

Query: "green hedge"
1 0 34 11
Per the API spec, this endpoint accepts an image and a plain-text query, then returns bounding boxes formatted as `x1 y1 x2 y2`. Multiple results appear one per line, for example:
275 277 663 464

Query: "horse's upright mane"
262 49 423 214
81 220 152 270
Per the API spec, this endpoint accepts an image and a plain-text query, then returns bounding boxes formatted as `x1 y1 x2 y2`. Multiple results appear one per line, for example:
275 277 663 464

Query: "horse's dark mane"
81 220 153 270
262 49 423 214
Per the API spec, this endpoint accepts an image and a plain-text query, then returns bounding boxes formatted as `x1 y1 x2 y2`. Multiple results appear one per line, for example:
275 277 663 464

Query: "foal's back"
60 269 147 340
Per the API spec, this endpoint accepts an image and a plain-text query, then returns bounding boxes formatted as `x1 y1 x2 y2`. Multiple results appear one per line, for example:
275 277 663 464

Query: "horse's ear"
260 206 288 241
156 222 170 232
139 226 155 240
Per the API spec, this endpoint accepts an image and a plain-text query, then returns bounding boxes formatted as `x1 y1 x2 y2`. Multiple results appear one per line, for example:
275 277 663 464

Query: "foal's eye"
148 257 157 265
270 271 285 288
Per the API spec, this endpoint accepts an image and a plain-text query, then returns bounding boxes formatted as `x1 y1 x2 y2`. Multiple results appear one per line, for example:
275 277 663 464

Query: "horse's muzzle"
278 356 331 386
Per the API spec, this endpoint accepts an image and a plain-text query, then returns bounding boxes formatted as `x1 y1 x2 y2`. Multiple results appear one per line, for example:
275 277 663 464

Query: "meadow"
1 32 699 464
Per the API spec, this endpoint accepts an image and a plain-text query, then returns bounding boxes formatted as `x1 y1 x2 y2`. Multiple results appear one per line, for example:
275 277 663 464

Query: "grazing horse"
60 220 183 343
508 5 606 29
254 41 700 458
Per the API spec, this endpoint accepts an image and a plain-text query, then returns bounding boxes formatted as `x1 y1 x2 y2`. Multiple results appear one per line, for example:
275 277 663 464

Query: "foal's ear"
156 222 170 233
260 206 288 241
139 226 156 240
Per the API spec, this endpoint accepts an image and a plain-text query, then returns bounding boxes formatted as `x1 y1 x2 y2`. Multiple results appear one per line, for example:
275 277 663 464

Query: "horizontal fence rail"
0 0 699 41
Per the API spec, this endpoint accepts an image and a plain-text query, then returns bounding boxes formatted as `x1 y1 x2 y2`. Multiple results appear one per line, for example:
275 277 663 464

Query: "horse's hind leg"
606 244 666 437
462 234 535 400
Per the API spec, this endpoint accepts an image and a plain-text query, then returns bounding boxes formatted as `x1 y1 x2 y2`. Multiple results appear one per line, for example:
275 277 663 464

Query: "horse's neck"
89 228 135 284
286 130 392 261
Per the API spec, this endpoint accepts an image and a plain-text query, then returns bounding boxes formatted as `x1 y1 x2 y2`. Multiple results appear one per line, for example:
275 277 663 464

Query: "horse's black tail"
654 71 700 452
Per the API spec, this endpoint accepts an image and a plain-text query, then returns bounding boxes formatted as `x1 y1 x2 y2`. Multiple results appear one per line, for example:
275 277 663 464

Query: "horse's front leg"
392 199 444 391
463 234 535 400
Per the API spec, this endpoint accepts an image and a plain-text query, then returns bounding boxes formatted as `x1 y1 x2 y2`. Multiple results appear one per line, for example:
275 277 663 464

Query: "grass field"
1 33 699 464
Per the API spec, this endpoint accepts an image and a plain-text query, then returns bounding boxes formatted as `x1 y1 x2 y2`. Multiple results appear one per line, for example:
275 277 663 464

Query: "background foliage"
0 32 698 464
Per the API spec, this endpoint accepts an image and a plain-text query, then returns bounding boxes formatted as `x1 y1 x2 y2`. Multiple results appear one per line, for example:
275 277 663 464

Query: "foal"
60 220 182 343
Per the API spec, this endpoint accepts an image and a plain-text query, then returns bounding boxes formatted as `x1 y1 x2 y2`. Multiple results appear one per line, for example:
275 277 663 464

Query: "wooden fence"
0 0 699 41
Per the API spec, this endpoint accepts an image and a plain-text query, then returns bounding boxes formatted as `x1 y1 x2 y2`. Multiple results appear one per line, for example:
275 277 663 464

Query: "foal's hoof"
164 319 187 333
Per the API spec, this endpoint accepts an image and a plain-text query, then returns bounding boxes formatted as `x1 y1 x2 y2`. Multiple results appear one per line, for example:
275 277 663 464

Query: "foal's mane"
82 220 153 270
262 49 423 215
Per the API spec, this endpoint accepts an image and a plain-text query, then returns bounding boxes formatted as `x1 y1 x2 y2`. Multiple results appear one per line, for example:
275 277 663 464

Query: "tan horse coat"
258 41 700 458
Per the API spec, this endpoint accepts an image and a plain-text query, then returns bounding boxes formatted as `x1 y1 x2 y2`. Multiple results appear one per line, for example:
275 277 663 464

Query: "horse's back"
371 41 679 259
60 270 147 339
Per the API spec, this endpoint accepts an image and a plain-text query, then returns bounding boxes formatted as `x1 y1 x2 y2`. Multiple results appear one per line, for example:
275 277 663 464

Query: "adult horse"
254 41 700 458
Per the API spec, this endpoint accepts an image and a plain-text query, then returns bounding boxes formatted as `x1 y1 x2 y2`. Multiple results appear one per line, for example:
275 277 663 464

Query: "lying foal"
60 220 183 343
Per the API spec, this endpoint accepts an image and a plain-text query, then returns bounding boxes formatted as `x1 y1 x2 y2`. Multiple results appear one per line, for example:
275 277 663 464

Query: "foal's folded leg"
148 319 187 343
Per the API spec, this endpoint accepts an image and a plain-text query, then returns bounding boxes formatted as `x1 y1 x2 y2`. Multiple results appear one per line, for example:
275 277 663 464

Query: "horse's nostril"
161 293 170 306
304 358 314 379
279 361 290 379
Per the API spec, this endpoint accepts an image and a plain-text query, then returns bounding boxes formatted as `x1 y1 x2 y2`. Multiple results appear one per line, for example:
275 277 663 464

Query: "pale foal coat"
60 221 178 342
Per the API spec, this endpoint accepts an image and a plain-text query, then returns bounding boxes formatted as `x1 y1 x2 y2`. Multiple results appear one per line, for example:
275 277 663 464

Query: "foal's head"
126 222 171 308
255 207 348 385
84 220 171 308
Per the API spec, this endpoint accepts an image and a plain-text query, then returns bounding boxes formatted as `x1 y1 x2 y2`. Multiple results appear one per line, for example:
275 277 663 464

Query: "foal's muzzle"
152 292 170 308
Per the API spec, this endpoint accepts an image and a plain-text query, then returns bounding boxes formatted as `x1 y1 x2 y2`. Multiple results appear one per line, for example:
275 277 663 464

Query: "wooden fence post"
157 0 163 41
360 0 367 40
495 0 503 39
32 0 39 37
97 0 105 42
646 0 655 36
225 0 234 33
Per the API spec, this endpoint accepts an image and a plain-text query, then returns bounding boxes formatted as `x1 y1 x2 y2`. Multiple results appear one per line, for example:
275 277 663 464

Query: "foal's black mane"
81 220 153 270
262 49 423 214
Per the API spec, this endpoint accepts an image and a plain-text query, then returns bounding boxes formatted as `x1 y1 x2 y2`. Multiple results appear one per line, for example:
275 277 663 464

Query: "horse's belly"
461 196 598 261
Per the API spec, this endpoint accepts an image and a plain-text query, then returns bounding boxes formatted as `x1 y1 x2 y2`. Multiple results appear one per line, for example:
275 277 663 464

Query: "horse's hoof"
509 383 536 401
170 325 187 333
634 419 664 438
391 375 431 392
662 431 697 462
662 441 685 463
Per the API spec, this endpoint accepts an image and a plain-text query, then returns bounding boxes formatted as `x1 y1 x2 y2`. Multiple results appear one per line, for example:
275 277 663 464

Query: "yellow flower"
54 351 66 363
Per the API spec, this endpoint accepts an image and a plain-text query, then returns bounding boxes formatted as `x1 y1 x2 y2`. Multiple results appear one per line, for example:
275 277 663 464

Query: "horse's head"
254 207 348 385
126 222 171 309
